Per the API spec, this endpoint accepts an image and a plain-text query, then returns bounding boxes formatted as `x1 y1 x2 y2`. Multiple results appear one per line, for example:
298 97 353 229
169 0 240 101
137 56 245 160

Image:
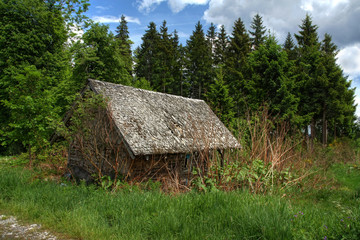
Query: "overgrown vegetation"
0 152 359 240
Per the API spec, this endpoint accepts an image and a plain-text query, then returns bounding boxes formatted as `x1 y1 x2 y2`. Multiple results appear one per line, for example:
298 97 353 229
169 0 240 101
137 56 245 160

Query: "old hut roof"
87 79 240 157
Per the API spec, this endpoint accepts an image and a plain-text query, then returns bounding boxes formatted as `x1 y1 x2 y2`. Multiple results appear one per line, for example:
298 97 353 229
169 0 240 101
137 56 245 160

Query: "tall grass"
0 167 359 239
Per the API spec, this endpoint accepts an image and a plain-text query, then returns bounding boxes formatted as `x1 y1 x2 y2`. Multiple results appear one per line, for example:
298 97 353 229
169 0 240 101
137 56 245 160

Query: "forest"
0 0 358 156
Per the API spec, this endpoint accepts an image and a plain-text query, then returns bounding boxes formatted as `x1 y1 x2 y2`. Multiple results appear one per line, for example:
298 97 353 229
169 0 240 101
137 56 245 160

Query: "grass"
0 157 359 240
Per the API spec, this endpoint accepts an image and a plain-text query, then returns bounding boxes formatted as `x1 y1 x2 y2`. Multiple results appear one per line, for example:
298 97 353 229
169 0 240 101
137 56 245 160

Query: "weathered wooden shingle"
88 79 240 156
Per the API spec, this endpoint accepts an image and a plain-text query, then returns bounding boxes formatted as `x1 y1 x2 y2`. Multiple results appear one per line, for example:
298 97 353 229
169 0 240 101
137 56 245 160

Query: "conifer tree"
248 35 298 123
226 18 251 116
206 23 216 85
169 30 187 96
134 22 161 88
205 66 235 127
115 15 133 75
294 14 323 141
206 23 216 55
283 32 297 60
249 14 266 50
214 25 229 66
155 20 174 93
319 33 356 142
186 21 212 99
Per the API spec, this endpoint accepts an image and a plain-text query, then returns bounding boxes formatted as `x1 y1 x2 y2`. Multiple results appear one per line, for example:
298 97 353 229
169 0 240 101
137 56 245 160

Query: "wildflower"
341 219 344 222
324 225 328 229
294 215 298 218
324 236 327 240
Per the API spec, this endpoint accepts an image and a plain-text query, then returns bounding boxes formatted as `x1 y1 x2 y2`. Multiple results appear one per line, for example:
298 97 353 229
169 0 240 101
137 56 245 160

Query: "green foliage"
214 25 229 66
0 0 89 155
249 13 266 50
2 65 60 153
186 21 213 99
72 22 132 86
205 66 235 127
134 22 162 88
225 17 251 116
115 15 133 75
248 35 299 124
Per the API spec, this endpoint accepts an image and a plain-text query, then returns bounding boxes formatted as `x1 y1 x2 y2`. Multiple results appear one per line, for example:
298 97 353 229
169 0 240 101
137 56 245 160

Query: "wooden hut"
65 79 240 184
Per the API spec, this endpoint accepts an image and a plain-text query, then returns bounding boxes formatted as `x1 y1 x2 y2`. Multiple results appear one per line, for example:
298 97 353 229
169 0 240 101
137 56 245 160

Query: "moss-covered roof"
88 79 240 156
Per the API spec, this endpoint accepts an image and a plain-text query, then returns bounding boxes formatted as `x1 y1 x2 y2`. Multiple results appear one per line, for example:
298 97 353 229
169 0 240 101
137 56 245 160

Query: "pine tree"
214 25 229 66
249 14 266 50
186 21 212 99
248 35 298 123
226 18 251 116
206 23 216 55
294 14 322 142
115 15 133 75
319 33 356 142
169 30 187 96
205 66 235 127
134 22 161 88
283 32 297 60
206 23 216 85
159 21 174 92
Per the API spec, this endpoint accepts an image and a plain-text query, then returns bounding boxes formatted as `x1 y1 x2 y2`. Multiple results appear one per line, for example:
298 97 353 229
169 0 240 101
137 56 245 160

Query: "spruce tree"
206 23 216 85
115 15 133 75
319 33 356 142
134 22 161 88
205 66 235 127
226 18 251 116
214 25 229 66
294 14 322 142
248 35 298 123
249 14 266 50
169 30 187 96
155 20 174 93
206 23 216 55
283 32 297 60
186 21 212 99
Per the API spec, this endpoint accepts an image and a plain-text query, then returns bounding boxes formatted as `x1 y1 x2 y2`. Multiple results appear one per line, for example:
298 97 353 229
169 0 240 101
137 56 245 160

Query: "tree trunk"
310 119 315 151
322 108 327 146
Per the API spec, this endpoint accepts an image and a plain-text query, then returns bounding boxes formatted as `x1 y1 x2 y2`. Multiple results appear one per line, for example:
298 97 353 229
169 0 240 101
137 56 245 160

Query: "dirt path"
0 214 59 240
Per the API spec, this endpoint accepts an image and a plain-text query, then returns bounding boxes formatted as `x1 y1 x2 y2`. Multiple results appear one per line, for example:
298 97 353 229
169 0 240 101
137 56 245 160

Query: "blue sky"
86 0 360 116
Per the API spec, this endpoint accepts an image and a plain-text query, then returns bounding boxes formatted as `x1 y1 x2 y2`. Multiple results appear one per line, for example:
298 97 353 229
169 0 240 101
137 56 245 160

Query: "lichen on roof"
88 79 240 156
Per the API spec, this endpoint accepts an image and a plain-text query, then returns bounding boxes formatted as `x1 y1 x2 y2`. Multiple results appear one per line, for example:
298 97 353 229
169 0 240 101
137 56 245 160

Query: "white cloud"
300 0 349 15
137 0 209 13
137 0 166 13
95 6 110 11
92 15 141 25
336 45 360 116
203 0 360 47
168 0 209 13
337 44 360 79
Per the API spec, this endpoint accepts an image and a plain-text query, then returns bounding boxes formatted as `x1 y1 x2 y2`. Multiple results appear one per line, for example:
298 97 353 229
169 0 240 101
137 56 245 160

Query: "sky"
86 0 360 116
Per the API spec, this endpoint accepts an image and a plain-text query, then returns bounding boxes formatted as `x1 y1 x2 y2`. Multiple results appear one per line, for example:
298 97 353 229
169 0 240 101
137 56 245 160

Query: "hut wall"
128 152 210 184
